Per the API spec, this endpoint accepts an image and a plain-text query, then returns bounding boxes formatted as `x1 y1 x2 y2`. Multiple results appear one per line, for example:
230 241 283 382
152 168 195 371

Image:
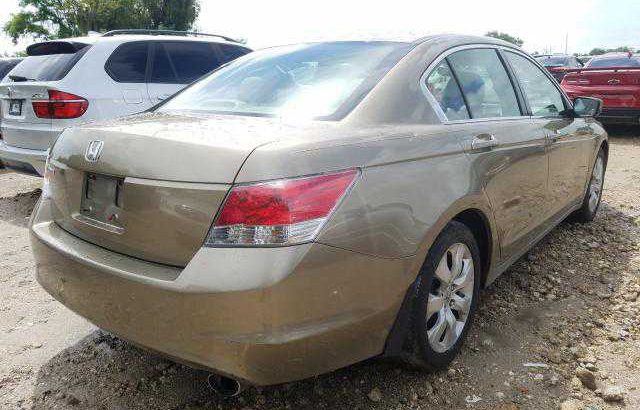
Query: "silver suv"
0 30 251 175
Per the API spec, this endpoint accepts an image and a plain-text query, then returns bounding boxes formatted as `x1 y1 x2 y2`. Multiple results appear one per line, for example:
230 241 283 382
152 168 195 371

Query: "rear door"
504 51 594 218
147 41 225 103
427 47 549 261
104 41 153 113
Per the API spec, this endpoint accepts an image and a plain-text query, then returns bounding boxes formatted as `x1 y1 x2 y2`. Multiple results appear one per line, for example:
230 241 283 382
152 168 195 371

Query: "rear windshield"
587 57 640 68
537 56 569 67
157 41 413 120
8 47 89 82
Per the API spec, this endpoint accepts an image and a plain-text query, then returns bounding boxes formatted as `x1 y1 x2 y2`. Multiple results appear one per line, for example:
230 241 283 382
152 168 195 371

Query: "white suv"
0 30 251 175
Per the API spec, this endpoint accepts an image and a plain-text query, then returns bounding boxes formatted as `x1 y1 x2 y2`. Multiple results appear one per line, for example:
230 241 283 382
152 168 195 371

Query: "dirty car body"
30 35 608 385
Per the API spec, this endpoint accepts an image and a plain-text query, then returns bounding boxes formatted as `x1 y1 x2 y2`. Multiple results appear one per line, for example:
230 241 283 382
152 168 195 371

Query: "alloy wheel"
426 242 475 353
588 155 604 213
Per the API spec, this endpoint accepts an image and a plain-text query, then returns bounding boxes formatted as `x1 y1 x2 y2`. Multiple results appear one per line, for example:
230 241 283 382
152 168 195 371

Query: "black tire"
572 148 606 223
407 221 481 370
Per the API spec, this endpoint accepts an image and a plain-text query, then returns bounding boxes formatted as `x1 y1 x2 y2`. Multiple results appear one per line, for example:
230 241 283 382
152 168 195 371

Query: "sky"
1 0 640 55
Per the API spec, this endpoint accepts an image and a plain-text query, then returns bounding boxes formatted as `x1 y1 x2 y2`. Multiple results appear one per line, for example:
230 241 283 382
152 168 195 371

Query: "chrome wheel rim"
588 155 604 213
426 243 474 353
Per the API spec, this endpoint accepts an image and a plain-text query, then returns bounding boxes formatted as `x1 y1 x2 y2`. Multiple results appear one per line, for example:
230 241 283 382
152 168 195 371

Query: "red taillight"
205 169 359 246
32 90 88 119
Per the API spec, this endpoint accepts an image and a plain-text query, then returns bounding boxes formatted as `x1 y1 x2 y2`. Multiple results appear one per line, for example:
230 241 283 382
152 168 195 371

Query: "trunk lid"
564 68 640 109
48 112 294 266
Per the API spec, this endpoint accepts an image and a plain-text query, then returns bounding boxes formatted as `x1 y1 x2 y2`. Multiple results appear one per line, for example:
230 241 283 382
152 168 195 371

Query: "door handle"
157 94 171 101
471 134 499 150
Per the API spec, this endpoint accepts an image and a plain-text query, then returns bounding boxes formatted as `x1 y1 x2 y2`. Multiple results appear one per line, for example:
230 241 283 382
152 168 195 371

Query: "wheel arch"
383 204 497 358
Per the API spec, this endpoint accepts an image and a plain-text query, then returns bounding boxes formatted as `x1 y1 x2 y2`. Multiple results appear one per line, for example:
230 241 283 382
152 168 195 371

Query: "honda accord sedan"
30 35 607 388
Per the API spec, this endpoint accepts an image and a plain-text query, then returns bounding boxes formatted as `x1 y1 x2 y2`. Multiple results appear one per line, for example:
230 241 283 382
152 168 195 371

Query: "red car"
536 54 583 83
561 53 640 125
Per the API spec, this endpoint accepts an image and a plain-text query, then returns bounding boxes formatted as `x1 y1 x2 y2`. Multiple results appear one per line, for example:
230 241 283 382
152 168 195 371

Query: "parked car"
0 30 251 175
0 57 23 81
576 55 593 66
535 54 583 82
0 57 23 165
30 35 607 391
561 53 640 124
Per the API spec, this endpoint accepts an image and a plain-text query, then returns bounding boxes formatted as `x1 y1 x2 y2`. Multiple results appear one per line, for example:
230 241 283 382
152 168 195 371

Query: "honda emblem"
85 140 104 162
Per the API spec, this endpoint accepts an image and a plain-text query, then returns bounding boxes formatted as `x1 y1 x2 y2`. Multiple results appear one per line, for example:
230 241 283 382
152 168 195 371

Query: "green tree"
4 0 200 44
485 30 524 47
141 0 200 31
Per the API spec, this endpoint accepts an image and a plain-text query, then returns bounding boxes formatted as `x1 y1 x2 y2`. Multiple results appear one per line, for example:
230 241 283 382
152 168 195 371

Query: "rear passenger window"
425 61 470 120
218 44 251 63
106 42 148 83
505 52 566 117
447 49 521 119
151 42 221 84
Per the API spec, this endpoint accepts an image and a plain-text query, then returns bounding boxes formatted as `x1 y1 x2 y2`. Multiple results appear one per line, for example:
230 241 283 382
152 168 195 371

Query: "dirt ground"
0 131 639 410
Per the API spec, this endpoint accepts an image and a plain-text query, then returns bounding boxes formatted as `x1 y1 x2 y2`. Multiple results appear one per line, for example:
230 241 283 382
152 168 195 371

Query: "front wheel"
408 221 481 370
572 148 606 223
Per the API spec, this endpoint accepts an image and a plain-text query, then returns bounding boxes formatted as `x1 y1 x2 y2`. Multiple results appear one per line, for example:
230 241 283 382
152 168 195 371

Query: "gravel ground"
1 132 639 410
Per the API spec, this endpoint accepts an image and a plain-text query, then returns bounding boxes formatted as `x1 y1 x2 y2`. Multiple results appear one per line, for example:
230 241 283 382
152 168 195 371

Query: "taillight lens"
205 169 359 246
32 90 88 119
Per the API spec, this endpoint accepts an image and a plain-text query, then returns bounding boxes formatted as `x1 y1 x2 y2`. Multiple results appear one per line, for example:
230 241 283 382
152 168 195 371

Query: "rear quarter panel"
237 124 498 276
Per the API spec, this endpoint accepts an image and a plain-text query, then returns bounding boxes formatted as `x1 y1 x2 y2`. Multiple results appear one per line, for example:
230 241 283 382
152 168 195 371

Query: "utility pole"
565 33 569 54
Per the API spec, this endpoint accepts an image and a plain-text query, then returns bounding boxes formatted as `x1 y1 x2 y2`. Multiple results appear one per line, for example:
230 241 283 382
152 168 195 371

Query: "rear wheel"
572 148 606 223
409 221 481 370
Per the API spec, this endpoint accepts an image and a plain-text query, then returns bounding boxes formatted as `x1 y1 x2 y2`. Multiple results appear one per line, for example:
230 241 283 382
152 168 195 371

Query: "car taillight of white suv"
32 90 89 119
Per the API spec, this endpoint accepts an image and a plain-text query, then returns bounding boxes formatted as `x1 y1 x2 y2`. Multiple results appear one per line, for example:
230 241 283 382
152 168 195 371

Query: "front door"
504 51 596 218
427 47 550 261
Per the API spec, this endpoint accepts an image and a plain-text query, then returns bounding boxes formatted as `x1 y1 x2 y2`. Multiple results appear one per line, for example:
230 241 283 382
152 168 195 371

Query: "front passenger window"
505 52 566 117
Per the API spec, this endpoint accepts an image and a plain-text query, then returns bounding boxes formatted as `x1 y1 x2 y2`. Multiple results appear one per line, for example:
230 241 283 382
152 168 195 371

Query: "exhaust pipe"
207 374 243 398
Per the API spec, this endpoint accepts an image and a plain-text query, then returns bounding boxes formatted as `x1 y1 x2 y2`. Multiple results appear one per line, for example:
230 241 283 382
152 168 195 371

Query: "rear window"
8 48 89 82
587 57 640 68
537 56 569 67
158 41 413 120
151 42 222 84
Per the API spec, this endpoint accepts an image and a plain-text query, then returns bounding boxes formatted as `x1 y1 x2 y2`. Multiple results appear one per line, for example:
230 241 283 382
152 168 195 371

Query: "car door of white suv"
104 41 154 115
146 41 224 104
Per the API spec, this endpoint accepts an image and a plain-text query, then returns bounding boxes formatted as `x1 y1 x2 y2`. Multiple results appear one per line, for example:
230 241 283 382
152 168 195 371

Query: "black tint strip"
445 57 474 119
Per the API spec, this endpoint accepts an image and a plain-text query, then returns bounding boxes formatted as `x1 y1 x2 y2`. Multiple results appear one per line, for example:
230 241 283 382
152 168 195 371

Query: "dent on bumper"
0 140 47 175
30 201 415 385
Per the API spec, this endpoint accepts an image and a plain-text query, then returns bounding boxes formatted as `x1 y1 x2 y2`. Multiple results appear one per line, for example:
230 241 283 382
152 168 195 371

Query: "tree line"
4 0 200 43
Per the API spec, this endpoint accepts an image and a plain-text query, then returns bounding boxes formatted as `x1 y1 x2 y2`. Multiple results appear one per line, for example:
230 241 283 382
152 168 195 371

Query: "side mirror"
573 96 602 117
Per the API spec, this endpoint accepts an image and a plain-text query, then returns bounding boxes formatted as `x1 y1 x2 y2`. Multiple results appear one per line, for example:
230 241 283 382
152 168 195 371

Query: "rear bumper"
30 197 413 385
598 108 640 124
0 140 46 175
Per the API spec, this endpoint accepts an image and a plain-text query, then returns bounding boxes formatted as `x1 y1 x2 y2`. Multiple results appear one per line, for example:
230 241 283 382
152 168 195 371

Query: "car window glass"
587 56 640 68
0 59 22 79
159 42 222 84
505 52 565 117
8 47 89 82
158 41 413 119
106 42 148 82
425 61 470 120
447 49 521 118
151 43 178 83
218 44 251 63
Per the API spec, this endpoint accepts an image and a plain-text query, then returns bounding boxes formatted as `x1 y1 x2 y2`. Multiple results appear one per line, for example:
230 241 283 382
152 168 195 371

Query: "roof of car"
28 32 248 49
411 34 523 50
592 52 637 58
